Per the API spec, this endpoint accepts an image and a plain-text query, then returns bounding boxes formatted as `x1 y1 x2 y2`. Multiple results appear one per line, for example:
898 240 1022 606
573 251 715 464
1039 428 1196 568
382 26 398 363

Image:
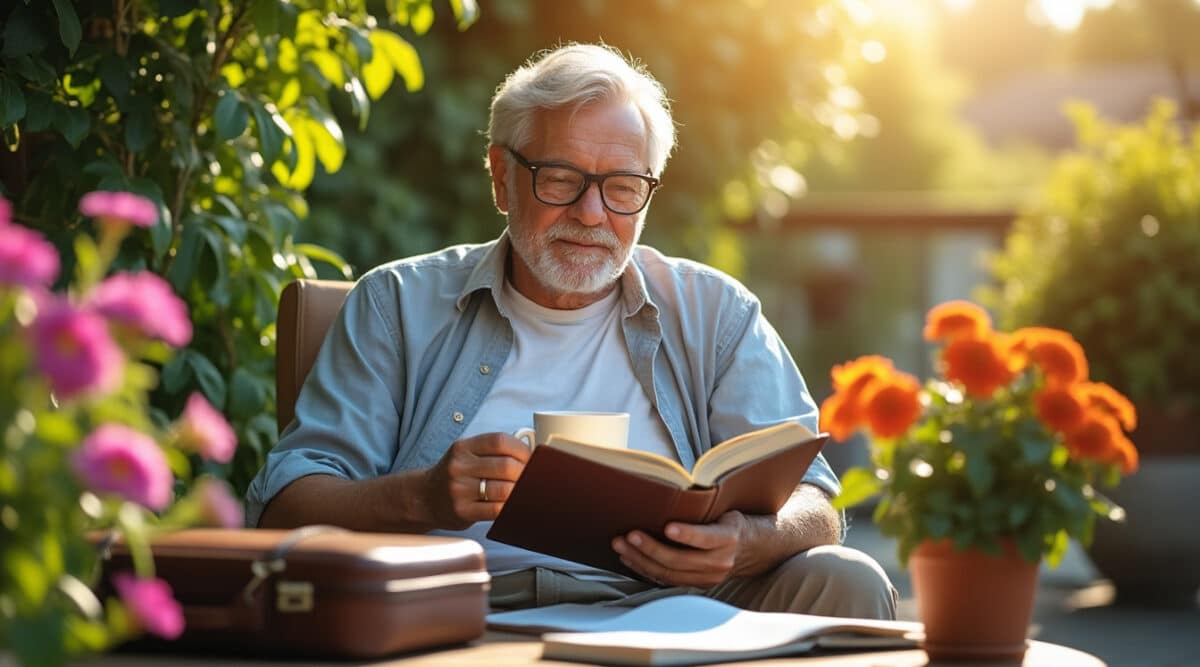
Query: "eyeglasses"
508 148 661 215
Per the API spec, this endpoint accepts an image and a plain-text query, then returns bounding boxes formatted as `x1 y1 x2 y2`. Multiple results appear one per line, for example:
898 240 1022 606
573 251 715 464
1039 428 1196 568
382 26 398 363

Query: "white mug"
514 411 630 449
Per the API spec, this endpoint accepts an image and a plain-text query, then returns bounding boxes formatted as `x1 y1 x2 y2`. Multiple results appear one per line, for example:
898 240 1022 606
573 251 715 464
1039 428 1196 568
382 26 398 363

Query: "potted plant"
825 300 1137 661
0 193 242 666
986 99 1200 605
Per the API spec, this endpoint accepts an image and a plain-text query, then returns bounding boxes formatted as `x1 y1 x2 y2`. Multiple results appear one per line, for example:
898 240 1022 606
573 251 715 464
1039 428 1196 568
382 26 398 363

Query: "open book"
488 595 922 666
487 422 828 576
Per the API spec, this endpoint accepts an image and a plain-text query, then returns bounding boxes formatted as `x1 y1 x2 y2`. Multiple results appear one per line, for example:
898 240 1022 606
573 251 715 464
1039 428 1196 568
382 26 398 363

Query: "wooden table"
62 632 1104 666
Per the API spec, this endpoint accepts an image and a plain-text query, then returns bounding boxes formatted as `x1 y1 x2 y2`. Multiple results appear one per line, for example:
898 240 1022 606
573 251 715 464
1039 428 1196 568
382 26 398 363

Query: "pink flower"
87 272 192 347
71 424 173 510
31 300 123 399
113 572 185 640
176 393 236 463
195 478 244 528
79 191 157 228
0 224 61 289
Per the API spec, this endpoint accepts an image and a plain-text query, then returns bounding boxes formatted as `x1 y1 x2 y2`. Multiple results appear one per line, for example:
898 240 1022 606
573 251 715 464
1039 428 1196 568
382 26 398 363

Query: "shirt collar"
456 229 656 318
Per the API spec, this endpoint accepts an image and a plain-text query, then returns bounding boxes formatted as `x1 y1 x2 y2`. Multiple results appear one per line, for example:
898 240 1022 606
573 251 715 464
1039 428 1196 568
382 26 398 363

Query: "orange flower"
1063 414 1123 464
819 390 864 441
1111 433 1139 475
831 355 894 392
923 300 992 342
861 373 922 439
1034 385 1088 434
941 335 1015 398
1079 382 1137 431
1012 327 1088 385
822 356 899 441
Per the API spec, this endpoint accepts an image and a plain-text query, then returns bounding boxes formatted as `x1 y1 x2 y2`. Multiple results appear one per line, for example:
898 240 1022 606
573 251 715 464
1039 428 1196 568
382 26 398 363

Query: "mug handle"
513 427 536 449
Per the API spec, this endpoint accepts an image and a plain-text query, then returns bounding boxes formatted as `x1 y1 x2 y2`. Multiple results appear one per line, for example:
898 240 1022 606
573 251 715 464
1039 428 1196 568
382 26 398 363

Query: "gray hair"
487 43 676 177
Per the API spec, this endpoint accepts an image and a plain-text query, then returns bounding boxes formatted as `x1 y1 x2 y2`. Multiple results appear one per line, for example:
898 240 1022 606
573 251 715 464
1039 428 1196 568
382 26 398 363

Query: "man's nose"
570 181 607 226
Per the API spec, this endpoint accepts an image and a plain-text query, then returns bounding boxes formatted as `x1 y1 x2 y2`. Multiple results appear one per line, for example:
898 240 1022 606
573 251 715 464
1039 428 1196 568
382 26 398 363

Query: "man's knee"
775 545 898 619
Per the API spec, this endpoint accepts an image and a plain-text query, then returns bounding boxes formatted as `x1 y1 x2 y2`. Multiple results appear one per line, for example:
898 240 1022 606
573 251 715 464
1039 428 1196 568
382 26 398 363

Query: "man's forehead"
526 102 649 166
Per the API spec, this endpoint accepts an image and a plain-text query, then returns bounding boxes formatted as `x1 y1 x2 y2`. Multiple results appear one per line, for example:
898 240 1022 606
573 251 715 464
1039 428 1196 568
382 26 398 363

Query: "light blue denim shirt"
245 233 840 528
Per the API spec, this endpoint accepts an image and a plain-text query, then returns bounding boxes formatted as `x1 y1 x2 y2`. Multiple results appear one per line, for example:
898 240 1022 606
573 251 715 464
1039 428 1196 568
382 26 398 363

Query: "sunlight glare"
1032 0 1085 31
943 0 974 11
861 40 887 63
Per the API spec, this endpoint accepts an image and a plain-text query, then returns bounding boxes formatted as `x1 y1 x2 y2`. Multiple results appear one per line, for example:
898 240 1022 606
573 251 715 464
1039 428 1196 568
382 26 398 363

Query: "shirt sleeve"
245 275 406 527
707 296 842 501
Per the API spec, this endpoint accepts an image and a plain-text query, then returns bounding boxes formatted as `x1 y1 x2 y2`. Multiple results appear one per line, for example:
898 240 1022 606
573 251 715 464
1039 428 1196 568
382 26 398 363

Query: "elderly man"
247 43 896 619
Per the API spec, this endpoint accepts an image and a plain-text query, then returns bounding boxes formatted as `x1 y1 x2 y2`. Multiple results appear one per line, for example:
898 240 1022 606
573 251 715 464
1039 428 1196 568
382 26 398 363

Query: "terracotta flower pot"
909 538 1039 662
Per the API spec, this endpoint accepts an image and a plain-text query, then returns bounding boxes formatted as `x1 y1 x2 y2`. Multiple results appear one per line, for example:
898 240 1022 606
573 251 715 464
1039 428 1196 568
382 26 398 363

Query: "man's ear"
487 144 509 213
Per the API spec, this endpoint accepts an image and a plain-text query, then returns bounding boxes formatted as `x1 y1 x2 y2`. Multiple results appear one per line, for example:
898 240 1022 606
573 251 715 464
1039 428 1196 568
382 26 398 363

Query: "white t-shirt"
430 279 677 579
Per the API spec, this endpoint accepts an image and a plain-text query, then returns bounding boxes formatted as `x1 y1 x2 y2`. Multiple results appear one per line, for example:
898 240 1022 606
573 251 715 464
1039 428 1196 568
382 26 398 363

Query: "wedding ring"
478 478 488 502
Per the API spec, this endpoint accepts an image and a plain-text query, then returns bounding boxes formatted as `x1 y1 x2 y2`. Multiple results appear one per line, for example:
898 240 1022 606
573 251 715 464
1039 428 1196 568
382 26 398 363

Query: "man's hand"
611 511 750 588
421 432 531 530
610 484 842 588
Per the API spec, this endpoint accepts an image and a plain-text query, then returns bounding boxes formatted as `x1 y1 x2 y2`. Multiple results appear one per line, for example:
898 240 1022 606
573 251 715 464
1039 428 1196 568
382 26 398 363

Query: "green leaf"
292 243 352 278
964 444 994 497
2 7 47 58
1008 500 1033 528
1018 434 1052 465
923 513 952 539
304 115 345 173
161 351 193 393
197 227 232 307
229 368 267 420
250 101 285 164
34 413 81 447
187 352 227 409
53 104 90 147
167 220 204 292
22 89 52 131
10 56 57 86
374 30 424 92
343 26 374 62
5 548 49 605
0 76 27 125
159 0 195 18
99 54 131 102
210 214 248 244
346 76 369 130
50 0 82 54
448 0 479 29
830 467 882 510
263 201 299 240
410 4 434 35
124 97 155 153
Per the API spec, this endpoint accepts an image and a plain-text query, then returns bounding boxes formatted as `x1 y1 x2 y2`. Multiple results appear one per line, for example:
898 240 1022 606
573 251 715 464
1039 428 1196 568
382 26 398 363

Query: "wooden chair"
275 279 353 434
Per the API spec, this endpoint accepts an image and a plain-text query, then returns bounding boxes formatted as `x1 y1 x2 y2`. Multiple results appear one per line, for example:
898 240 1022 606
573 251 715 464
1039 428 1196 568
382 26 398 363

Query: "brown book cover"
487 423 828 577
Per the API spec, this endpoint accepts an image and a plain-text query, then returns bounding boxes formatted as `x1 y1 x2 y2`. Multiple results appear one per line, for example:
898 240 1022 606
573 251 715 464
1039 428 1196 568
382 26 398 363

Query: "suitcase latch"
276 581 314 613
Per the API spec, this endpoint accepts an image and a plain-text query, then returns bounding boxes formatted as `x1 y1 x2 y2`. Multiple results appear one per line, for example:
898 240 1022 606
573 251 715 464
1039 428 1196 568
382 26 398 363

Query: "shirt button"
452 411 464 423
479 364 491 375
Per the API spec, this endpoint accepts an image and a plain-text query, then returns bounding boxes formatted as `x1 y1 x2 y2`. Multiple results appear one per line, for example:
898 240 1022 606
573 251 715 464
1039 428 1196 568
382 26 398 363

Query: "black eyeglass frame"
507 148 662 215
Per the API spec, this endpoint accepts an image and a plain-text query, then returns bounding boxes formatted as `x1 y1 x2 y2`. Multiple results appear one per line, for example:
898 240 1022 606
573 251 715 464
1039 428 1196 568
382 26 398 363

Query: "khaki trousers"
490 545 898 620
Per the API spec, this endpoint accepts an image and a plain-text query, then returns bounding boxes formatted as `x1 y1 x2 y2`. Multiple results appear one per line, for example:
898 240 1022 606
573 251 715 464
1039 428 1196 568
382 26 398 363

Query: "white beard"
506 182 642 296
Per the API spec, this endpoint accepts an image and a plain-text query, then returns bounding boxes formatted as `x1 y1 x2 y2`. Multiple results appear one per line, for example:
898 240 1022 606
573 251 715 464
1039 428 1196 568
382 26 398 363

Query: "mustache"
545 224 620 250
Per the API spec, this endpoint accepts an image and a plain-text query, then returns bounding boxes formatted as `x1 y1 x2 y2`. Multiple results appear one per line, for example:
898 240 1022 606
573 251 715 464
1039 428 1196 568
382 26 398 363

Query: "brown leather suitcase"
98 527 490 658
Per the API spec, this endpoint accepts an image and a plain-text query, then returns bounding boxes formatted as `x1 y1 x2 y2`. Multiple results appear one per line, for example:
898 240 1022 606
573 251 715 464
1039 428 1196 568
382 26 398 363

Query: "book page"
545 437 696 489
691 422 817 487
531 595 922 666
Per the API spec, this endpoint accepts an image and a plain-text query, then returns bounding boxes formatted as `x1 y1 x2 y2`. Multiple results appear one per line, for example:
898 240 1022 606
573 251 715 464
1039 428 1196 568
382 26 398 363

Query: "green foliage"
302 0 865 275
986 100 1200 409
1 0 470 495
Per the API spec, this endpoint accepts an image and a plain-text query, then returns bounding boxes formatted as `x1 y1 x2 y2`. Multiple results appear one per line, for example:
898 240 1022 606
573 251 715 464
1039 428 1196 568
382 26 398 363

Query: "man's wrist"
379 468 438 532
